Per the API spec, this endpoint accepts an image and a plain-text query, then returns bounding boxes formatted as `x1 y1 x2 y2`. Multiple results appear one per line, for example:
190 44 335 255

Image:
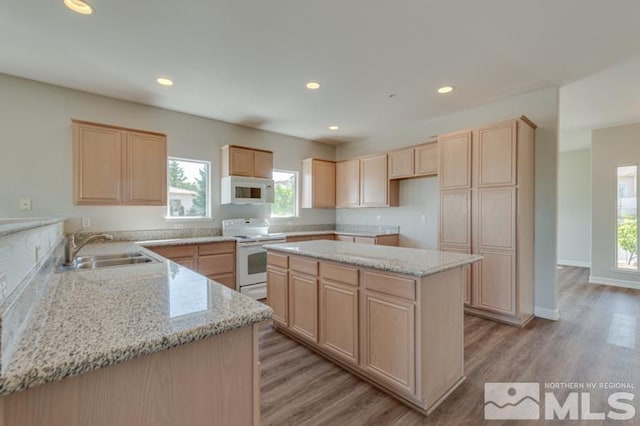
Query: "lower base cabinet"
266 251 466 415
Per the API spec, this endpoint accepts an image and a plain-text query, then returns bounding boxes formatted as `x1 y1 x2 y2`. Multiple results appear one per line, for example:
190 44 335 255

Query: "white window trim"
614 163 639 272
270 169 300 219
166 156 212 220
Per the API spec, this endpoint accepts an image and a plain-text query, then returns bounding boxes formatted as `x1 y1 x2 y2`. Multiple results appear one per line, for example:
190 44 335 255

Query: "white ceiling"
2 0 640 144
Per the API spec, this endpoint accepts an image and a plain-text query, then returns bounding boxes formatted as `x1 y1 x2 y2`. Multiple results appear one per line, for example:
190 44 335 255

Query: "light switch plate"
82 217 91 228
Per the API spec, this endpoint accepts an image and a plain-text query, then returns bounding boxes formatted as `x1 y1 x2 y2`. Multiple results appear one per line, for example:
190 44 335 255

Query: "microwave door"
235 185 263 203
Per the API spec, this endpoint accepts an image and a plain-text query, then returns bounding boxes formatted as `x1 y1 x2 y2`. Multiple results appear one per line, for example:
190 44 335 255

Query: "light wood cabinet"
72 120 167 206
286 234 398 246
362 289 415 395
221 145 273 178
438 131 472 190
267 264 288 326
388 142 438 179
361 154 397 207
319 275 359 364
336 159 360 208
414 142 438 176
266 251 468 414
301 159 336 208
388 148 414 179
439 117 535 326
146 241 236 290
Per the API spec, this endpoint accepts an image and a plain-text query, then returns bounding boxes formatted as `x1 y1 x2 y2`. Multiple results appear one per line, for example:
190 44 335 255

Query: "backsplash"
76 227 223 243
268 223 335 233
335 224 400 235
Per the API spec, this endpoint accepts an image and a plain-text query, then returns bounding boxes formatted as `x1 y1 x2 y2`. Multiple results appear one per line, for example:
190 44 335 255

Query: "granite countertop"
264 240 482 277
0 218 66 238
137 236 237 247
0 242 272 396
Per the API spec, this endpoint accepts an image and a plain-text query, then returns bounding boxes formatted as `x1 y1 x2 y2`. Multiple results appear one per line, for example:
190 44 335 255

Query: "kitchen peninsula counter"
265 240 481 415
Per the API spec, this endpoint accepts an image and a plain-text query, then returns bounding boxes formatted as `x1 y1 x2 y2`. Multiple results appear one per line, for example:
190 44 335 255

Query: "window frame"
614 163 639 272
270 169 300 219
165 156 212 221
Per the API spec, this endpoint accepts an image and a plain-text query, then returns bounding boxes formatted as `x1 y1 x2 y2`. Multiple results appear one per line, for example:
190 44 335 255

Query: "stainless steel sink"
58 251 160 272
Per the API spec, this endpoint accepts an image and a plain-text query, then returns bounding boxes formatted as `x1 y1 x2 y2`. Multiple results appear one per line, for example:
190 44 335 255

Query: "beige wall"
557 149 591 266
337 86 560 318
0 74 335 232
591 123 640 286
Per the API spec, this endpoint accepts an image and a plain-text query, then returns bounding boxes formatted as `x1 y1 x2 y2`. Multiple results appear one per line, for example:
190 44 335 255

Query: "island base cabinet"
361 290 416 397
289 272 318 343
0 325 261 426
319 280 359 364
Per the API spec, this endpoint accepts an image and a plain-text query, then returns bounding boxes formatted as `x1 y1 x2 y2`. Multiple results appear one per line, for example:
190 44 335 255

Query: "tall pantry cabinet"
439 117 536 327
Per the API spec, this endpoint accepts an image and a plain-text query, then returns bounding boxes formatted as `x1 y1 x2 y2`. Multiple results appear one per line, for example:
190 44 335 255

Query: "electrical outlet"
0 272 6 301
173 223 184 229
35 245 41 263
19 197 32 211
81 217 91 228
376 215 381 224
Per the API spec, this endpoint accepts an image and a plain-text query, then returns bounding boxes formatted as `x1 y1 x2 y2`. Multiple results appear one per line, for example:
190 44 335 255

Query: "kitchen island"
265 240 481 415
0 239 271 426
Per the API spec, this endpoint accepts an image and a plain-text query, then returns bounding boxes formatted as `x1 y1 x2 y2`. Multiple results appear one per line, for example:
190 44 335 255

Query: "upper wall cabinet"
388 141 438 179
72 120 167 206
336 159 361 208
221 145 273 178
361 154 397 207
438 131 472 190
301 158 336 208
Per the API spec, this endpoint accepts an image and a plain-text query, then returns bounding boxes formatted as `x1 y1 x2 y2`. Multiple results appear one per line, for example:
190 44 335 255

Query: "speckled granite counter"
265 240 481 276
137 236 237 247
0 218 66 238
0 242 272 395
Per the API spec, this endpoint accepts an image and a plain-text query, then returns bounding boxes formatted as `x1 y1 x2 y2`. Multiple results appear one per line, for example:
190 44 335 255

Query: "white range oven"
222 219 286 300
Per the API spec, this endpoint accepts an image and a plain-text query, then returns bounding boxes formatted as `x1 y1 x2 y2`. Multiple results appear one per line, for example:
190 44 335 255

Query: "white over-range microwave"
221 176 275 205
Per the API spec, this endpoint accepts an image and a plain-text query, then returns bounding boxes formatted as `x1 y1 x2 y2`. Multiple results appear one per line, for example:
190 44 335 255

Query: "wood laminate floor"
259 266 640 425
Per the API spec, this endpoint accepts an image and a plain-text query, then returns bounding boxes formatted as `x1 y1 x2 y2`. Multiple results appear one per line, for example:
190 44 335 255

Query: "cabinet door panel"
267 267 288 326
438 131 471 189
476 188 516 250
336 160 360 208
197 253 235 276
414 142 437 176
362 291 415 395
476 250 516 315
476 122 517 187
210 273 235 290
73 124 123 204
320 280 358 364
312 160 336 207
360 155 388 207
440 190 471 246
289 273 318 342
388 148 414 179
229 147 254 177
125 132 167 205
253 151 273 178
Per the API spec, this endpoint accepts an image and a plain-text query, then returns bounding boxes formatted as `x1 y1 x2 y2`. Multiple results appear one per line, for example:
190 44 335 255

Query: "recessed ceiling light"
64 0 93 15
156 78 174 86
306 82 320 90
437 86 455 94
329 125 339 130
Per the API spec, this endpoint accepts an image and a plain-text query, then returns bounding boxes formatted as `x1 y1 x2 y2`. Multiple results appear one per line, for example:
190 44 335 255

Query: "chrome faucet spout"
63 232 114 266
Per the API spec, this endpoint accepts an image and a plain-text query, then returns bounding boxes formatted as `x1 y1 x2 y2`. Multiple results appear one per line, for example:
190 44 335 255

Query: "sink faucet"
64 232 114 266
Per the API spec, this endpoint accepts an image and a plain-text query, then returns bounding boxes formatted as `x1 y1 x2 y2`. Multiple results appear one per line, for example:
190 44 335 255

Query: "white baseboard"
589 275 640 290
557 259 591 268
535 306 560 321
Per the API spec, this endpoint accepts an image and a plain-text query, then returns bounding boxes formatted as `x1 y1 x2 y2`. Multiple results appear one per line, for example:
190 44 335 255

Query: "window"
616 165 638 270
271 170 298 218
167 157 211 218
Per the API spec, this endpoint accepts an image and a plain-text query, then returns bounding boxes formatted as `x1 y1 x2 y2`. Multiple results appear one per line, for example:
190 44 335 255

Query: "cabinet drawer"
199 241 235 255
198 253 235 275
363 271 415 300
267 252 289 269
320 262 358 286
149 244 195 259
173 257 195 270
290 256 318 276
286 236 311 242
311 234 334 240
